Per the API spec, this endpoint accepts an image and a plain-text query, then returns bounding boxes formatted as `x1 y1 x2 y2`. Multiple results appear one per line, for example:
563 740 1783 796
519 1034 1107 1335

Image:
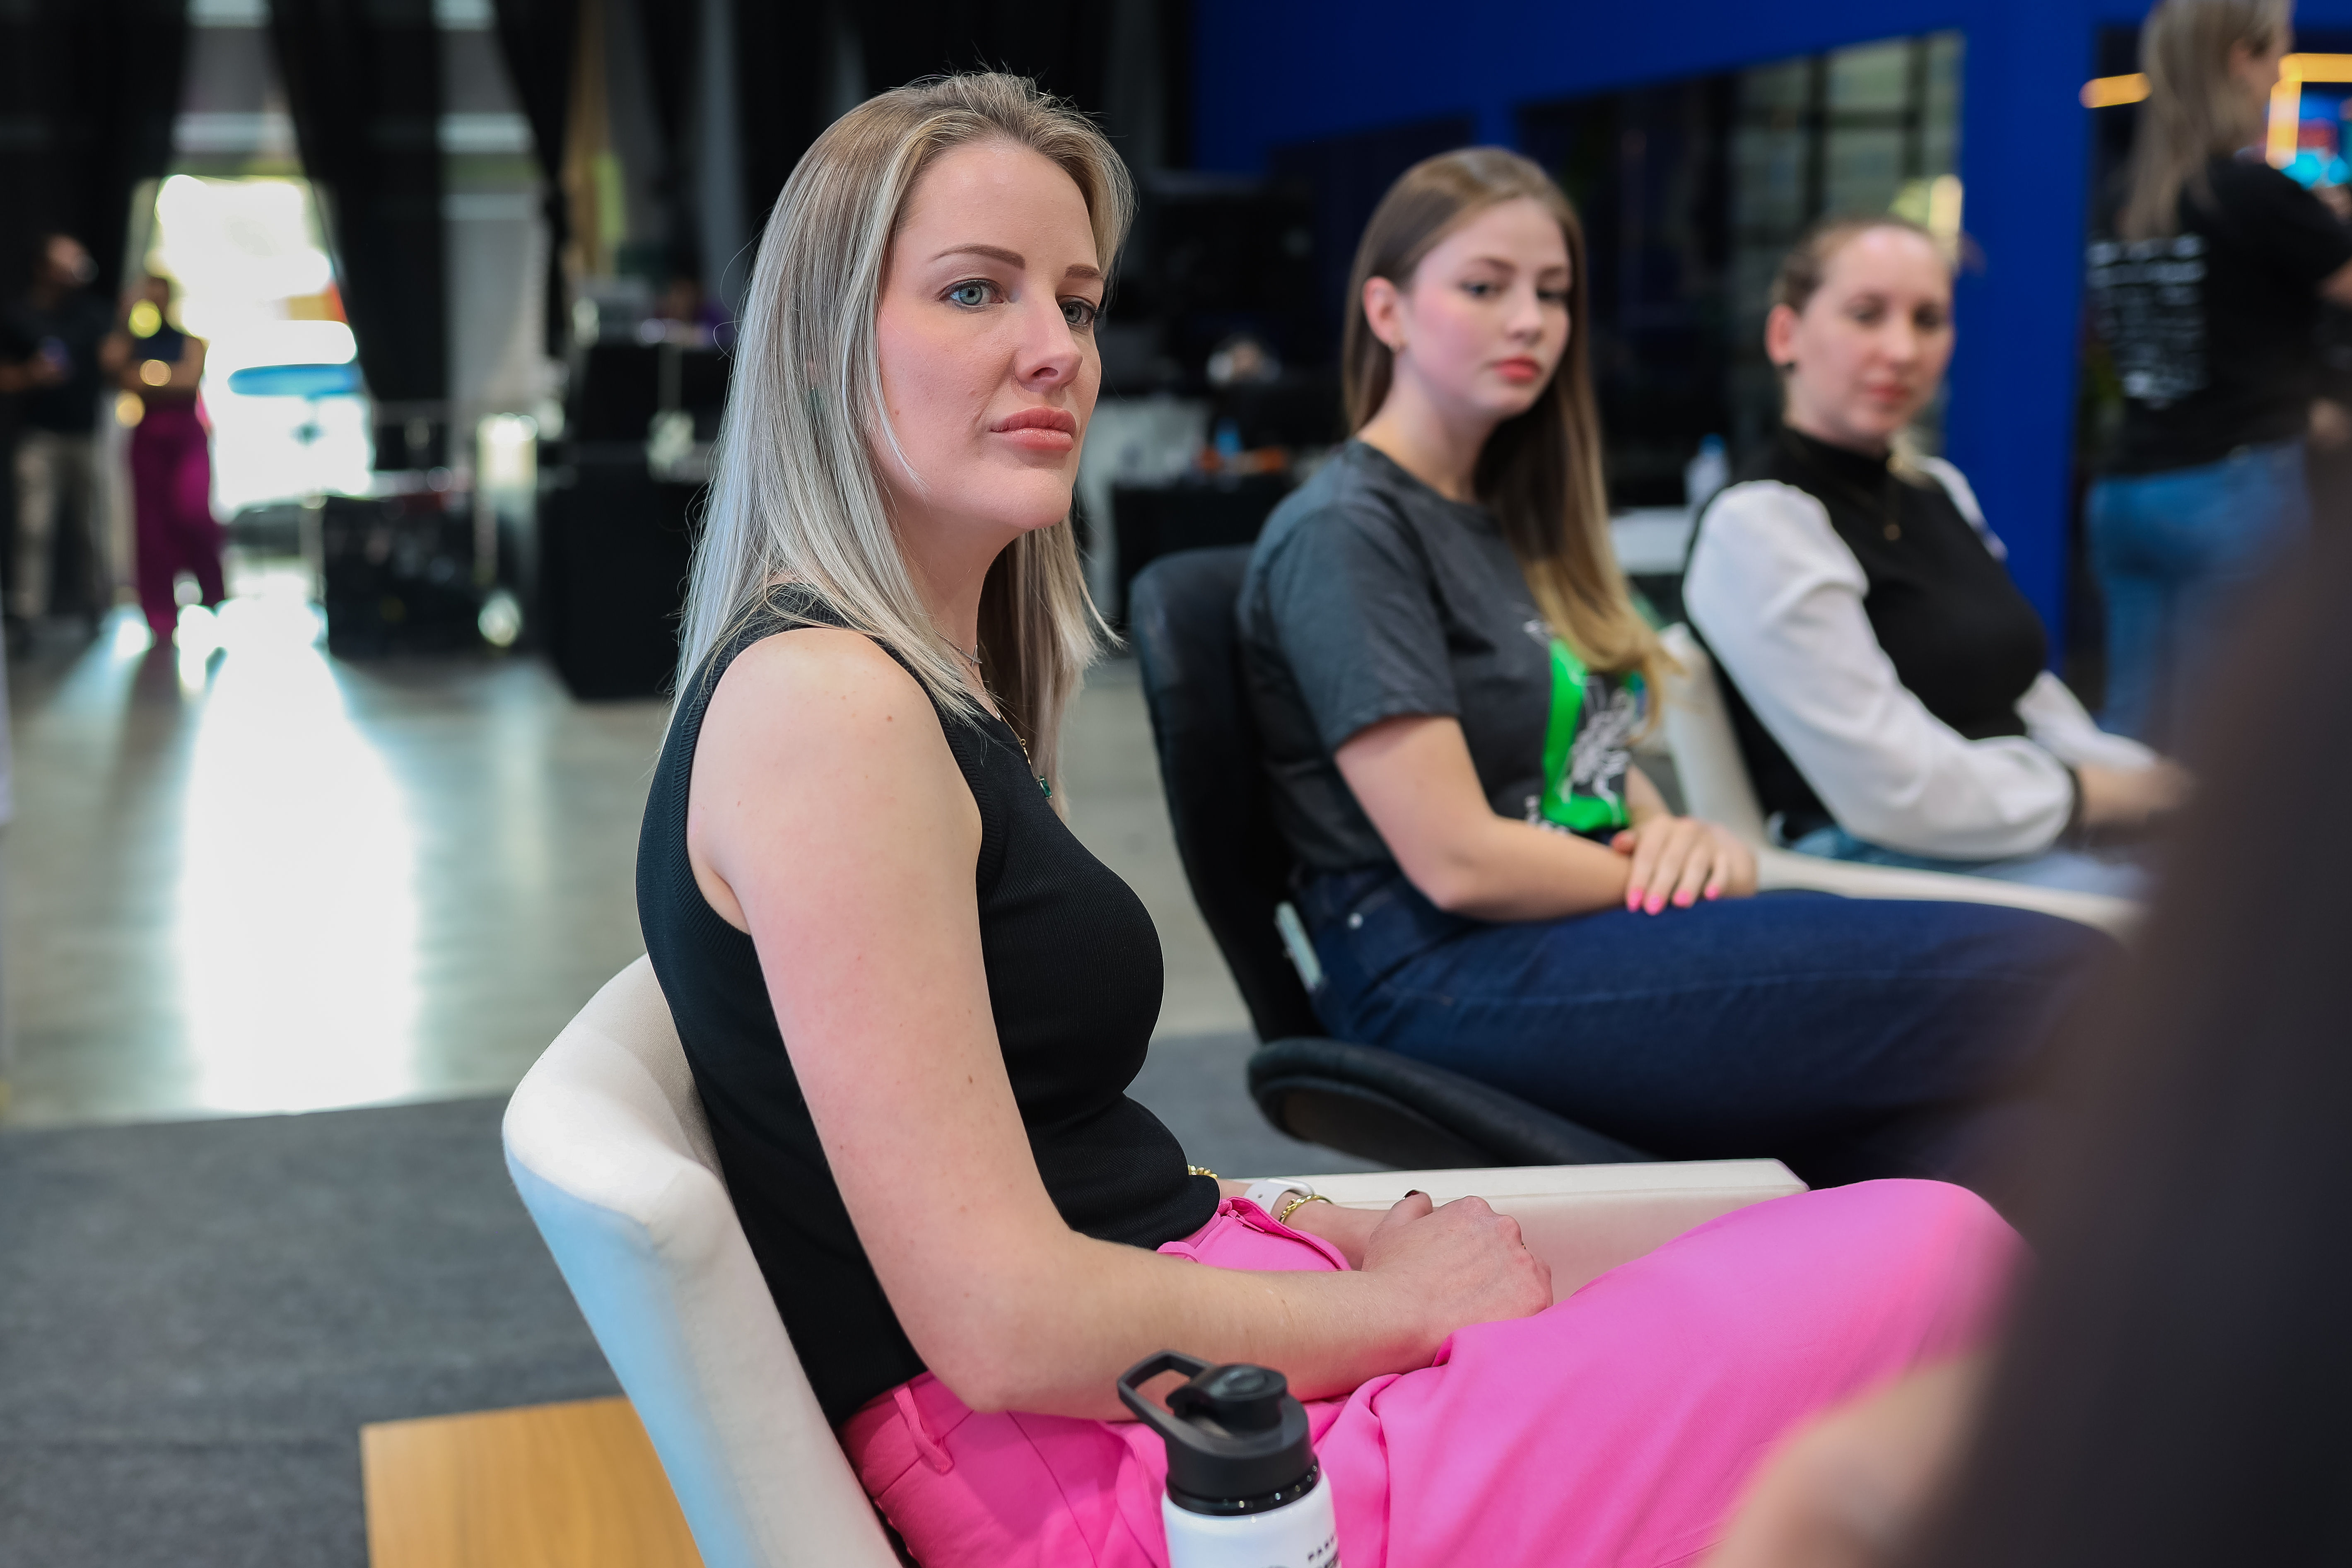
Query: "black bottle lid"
1117 1351 1318 1513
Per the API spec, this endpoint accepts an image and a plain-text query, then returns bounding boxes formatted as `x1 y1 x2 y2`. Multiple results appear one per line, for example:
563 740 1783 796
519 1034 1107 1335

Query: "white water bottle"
1119 1352 1341 1568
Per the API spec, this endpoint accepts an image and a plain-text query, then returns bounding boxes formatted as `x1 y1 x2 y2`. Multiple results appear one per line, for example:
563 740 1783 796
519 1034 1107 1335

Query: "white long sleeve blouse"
1683 459 2154 861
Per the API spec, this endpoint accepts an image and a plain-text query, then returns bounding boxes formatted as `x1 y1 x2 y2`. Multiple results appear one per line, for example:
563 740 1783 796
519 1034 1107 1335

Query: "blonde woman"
2086 0 2352 742
1240 150 2114 1190
1687 216 2185 897
642 76 2017 1568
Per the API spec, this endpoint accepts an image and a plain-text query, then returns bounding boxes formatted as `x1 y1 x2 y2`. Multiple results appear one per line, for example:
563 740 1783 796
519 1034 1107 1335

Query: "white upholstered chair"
1657 624 2137 936
505 957 1809 1568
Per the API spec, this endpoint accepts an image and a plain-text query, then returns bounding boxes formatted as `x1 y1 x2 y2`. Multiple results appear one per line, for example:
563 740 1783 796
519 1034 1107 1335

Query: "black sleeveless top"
636 589 1217 1423
1699 429 2050 841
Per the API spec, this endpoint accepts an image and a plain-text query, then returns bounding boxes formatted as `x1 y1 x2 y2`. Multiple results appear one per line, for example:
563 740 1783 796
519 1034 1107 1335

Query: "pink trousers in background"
842 1180 2018 1568
129 403 225 638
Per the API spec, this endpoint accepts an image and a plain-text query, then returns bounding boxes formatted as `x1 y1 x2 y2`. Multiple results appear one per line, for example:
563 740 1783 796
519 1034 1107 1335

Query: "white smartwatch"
1241 1177 1316 1216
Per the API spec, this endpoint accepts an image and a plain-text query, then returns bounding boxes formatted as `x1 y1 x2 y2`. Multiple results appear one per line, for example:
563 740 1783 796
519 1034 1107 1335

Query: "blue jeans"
1299 868 2116 1188
1786 825 2148 901
2088 438 2309 745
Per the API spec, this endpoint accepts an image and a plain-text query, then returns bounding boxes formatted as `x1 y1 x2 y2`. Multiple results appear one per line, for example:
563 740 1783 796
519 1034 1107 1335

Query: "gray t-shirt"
1238 441 1644 877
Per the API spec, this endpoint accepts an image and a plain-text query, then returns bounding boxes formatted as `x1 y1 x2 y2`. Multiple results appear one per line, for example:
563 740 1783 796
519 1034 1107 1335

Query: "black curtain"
490 0 579 356
856 3 1111 122
732 0 831 241
267 0 447 412
636 0 701 285
0 0 188 301
731 1 1115 256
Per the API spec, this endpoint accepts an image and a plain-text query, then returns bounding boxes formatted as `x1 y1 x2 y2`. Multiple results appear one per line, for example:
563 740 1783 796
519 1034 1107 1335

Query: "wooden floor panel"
363 1396 703 1568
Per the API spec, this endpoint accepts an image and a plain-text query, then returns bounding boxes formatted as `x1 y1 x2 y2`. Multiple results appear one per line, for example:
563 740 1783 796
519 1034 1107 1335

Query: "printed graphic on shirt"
1522 619 1643 836
2086 234 2208 407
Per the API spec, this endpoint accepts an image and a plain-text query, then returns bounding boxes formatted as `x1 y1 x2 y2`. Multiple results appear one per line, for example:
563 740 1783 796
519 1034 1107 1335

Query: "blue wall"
1194 0 2352 645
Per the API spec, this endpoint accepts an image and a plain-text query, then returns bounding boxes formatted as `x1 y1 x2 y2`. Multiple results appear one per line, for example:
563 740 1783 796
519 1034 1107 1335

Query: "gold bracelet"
1275 1192 1334 1227
1187 1165 1218 1180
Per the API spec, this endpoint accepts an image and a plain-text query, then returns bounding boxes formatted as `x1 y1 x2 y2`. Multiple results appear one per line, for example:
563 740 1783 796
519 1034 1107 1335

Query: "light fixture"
2080 73 2149 109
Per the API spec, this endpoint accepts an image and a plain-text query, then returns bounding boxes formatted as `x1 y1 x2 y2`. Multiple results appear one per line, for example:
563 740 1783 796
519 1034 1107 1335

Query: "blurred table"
1611 505 1696 627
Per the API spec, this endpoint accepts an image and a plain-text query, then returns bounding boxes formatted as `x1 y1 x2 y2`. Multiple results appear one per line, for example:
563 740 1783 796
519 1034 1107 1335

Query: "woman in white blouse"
1684 216 2188 896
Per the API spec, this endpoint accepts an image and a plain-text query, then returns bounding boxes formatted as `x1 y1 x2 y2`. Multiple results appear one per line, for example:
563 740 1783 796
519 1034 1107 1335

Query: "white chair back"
1657 624 1773 845
503 957 903 1568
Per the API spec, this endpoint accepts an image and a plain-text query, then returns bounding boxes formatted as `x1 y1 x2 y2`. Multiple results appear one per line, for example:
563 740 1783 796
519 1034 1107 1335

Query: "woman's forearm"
1334 714 1633 920
928 1231 1435 1419
1410 814 1631 921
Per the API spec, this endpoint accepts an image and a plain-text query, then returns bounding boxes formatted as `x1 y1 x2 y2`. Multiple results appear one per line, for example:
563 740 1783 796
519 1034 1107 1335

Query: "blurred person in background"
652 272 728 346
0 234 118 644
1686 215 2187 899
1705 522 2352 1568
110 273 222 643
2085 0 2352 745
1240 150 2115 1189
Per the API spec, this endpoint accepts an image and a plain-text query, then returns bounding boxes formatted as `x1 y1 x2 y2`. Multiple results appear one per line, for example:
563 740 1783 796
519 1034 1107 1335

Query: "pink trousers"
129 403 224 638
843 1180 2017 1568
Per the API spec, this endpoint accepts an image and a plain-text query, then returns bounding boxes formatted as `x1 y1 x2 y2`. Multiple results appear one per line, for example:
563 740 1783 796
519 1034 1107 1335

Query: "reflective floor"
2 584 1247 1128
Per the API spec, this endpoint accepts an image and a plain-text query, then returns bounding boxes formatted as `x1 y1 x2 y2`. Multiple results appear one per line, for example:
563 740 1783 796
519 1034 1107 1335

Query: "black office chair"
1127 546 1648 1168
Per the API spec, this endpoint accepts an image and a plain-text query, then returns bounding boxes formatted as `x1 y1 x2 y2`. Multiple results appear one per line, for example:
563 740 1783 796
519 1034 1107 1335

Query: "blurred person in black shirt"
2083 0 2352 746
0 234 122 634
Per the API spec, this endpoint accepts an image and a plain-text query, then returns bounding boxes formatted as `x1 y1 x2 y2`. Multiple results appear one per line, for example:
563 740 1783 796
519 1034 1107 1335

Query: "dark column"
0 0 189 302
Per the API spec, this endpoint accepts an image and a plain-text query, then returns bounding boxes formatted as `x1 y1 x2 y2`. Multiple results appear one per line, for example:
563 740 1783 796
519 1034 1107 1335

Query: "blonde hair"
673 72 1129 792
1768 212 1947 317
1342 147 1664 688
2122 0 2292 239
1769 212 1954 480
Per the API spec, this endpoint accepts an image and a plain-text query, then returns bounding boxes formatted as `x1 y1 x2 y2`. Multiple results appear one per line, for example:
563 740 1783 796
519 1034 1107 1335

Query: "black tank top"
636 588 1217 1422
1696 428 2050 841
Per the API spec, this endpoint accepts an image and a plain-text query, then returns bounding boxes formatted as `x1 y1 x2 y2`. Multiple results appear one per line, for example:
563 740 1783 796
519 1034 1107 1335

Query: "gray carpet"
1129 1029 1386 1180
0 1033 1373 1564
0 1098 615 1568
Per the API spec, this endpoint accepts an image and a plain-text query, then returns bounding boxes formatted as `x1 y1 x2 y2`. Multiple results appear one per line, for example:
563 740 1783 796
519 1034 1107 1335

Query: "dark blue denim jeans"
1299 868 2115 1187
2087 437 2309 746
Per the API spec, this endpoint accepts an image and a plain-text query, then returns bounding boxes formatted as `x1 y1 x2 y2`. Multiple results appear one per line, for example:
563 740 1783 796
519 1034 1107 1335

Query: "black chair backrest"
1128 546 1324 1042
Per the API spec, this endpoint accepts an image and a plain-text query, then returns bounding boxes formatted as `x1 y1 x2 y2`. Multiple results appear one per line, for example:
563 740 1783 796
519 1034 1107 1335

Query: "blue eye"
1463 280 1496 297
947 281 994 308
1061 297 1098 329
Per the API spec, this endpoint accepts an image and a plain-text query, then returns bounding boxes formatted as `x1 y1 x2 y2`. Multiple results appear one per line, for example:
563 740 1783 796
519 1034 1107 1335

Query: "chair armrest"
1252 1160 1806 1302
1250 1037 1652 1166
1755 844 2139 936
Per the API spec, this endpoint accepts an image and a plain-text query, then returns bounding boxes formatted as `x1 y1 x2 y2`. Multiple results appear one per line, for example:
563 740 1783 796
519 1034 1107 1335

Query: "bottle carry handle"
1117 1350 1210 1447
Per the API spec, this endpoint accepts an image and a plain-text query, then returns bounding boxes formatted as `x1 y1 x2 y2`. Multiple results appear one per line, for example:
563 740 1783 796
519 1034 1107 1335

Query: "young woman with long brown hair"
1239 150 2112 1186
643 79 2019 1567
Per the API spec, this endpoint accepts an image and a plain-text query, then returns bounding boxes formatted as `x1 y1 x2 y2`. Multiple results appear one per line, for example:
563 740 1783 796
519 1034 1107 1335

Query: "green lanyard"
1538 637 1637 835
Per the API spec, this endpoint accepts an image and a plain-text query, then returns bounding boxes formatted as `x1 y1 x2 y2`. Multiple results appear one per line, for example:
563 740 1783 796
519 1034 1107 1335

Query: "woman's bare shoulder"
703 625 942 760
